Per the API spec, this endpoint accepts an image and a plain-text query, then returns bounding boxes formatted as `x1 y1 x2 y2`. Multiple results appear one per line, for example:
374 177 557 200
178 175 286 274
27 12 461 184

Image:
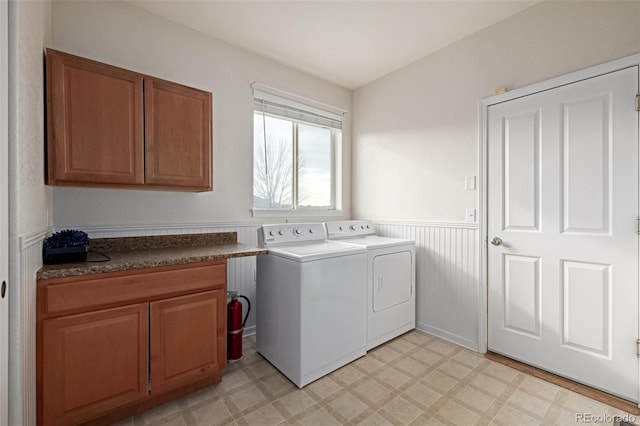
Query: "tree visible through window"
253 111 338 210
253 114 294 209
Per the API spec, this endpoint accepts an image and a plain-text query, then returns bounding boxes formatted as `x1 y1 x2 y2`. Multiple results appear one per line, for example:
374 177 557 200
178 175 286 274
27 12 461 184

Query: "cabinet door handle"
1 281 6 298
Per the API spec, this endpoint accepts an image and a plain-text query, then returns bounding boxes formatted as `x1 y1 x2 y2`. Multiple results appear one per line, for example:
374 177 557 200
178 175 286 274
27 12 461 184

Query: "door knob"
491 237 502 246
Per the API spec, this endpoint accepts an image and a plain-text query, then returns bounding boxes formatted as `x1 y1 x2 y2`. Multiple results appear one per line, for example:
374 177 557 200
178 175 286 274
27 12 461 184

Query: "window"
252 88 343 214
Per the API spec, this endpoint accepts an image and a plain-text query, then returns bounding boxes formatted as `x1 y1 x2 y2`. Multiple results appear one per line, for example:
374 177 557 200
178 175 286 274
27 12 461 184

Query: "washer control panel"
259 223 326 246
325 220 375 238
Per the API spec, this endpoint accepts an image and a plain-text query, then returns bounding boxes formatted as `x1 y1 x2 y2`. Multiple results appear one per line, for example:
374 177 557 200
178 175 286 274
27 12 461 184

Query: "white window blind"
252 88 344 130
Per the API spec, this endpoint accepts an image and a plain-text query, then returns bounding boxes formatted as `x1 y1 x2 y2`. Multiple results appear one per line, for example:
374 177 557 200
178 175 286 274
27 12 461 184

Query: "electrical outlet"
465 208 476 223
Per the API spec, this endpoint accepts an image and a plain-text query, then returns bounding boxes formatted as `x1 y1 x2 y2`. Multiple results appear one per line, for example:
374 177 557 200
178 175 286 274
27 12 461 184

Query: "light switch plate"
465 176 477 190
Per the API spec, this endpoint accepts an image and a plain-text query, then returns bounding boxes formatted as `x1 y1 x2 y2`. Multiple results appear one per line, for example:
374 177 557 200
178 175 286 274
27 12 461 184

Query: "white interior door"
487 66 639 402
0 0 8 422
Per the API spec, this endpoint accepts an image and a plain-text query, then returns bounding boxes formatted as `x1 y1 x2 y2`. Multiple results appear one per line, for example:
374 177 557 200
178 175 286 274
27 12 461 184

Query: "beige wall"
51 0 352 228
9 0 53 235
352 0 640 223
8 1 52 424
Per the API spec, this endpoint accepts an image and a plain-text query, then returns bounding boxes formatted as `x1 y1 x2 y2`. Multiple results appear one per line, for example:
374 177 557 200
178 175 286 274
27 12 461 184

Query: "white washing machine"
256 223 367 387
325 220 416 350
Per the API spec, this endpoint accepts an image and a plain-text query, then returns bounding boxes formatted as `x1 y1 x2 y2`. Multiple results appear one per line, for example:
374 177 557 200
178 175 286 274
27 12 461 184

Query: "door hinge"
636 94 640 112
636 339 640 358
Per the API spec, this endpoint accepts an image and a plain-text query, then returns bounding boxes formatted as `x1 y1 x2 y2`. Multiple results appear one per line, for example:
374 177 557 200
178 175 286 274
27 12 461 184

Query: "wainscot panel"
16 228 51 426
374 221 480 351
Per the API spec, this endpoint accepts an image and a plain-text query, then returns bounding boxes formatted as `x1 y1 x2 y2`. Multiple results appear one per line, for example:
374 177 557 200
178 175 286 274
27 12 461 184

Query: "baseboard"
417 322 478 352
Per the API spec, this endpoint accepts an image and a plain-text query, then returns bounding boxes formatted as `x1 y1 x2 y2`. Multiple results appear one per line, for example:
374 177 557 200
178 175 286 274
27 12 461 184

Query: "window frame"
252 109 342 217
292 119 337 211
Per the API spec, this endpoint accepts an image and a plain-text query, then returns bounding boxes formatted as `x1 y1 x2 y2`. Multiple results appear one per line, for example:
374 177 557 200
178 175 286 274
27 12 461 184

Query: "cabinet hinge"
636 218 640 234
636 94 640 112
637 339 640 358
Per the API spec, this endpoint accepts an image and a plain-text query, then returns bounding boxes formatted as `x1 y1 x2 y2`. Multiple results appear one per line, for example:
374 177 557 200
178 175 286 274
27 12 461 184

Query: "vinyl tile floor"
115 331 637 426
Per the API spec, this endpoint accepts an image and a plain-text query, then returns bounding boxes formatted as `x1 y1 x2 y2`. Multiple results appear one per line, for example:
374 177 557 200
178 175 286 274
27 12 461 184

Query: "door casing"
478 53 640 406
0 0 9 423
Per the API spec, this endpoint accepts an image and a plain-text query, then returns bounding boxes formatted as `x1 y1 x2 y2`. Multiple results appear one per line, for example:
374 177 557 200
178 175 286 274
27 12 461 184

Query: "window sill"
251 209 344 219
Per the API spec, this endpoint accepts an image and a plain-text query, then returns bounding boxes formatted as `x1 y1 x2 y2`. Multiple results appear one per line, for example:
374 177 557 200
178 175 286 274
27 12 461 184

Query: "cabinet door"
144 78 212 190
150 290 225 394
46 49 144 185
42 303 148 426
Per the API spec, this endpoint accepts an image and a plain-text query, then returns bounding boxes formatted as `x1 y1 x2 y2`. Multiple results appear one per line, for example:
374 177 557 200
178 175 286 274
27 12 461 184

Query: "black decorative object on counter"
43 229 91 265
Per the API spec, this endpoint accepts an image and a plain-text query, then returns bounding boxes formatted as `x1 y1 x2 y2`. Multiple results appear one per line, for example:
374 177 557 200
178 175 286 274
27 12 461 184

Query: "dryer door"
373 251 413 312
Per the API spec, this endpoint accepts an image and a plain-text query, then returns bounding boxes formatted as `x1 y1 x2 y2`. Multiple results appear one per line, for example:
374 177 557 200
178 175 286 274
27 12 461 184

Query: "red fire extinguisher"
227 291 251 360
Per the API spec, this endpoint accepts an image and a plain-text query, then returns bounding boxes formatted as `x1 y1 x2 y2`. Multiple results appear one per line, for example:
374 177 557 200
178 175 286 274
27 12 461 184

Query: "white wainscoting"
68 222 261 335
374 221 481 351
14 228 49 426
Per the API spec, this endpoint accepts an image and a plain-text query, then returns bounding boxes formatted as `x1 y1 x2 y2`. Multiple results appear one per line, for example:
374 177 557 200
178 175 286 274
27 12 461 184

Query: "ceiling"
127 0 540 89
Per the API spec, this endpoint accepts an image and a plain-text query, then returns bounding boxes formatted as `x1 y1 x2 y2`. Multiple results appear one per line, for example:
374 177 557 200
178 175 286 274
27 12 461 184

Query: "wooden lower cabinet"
37 261 227 426
150 290 225 394
42 304 149 426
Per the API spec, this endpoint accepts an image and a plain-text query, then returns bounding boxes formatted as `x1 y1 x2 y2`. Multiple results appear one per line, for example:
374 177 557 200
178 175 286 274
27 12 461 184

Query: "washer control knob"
269 231 275 236
366 225 370 229
309 229 314 233
294 228 303 235
361 225 365 229
278 230 284 236
339 226 343 231
349 225 356 231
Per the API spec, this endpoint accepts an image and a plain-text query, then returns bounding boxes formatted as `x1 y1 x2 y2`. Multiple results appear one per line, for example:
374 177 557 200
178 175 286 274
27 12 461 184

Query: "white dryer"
325 220 416 350
256 223 367 387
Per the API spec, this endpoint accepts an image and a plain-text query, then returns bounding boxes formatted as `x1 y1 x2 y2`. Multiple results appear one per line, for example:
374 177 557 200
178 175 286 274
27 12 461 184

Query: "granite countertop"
37 232 268 280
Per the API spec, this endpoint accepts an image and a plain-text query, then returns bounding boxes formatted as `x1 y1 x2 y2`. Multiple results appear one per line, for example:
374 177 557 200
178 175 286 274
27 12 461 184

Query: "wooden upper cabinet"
46 49 144 185
145 78 212 190
45 49 213 191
